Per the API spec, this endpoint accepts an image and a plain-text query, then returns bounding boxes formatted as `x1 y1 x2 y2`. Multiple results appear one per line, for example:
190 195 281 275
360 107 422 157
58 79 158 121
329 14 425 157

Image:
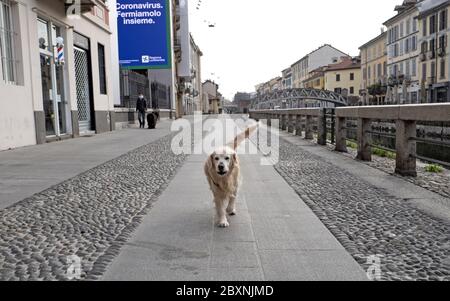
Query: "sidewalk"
0 119 174 209
101 152 367 281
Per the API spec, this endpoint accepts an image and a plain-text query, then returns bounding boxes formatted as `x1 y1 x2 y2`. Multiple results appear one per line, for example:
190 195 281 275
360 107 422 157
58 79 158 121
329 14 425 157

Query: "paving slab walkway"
102 151 368 281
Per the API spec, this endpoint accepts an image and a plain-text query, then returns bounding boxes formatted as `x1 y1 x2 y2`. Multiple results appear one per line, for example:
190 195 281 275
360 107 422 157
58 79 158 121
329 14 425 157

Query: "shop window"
0 0 18 84
98 43 107 95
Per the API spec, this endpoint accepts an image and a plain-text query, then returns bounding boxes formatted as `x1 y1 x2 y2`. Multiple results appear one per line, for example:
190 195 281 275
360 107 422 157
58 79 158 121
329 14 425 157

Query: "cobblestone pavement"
0 133 187 281
324 143 450 199
275 138 450 281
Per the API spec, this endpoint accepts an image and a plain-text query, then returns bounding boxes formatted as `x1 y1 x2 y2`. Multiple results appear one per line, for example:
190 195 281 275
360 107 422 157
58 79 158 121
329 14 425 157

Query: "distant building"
291 44 349 88
359 31 388 105
383 0 421 104
324 57 362 105
233 92 253 113
202 80 220 114
417 0 450 103
281 68 293 89
303 66 327 90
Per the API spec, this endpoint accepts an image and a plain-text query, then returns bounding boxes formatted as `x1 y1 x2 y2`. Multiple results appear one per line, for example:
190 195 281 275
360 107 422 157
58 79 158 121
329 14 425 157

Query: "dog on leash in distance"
204 125 258 228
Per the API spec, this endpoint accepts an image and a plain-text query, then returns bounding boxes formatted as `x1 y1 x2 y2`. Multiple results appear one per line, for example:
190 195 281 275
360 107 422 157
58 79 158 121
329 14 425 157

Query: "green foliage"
371 147 396 159
424 164 444 173
346 141 357 149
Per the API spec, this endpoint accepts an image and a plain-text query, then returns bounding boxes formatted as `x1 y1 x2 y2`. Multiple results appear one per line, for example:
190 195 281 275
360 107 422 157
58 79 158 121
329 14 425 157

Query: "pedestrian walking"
136 94 147 129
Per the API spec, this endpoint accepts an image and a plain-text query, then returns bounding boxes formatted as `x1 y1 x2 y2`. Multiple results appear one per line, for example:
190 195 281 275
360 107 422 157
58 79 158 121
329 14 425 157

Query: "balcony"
428 76 436 85
419 53 427 62
64 0 97 14
428 51 436 60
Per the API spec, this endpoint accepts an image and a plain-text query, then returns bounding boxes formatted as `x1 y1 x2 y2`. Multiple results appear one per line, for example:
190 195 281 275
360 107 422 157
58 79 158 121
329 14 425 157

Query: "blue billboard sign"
117 0 171 69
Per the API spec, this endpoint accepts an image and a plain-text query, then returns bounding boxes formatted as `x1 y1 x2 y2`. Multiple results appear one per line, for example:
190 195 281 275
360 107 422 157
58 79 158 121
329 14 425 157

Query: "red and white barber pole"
55 37 65 66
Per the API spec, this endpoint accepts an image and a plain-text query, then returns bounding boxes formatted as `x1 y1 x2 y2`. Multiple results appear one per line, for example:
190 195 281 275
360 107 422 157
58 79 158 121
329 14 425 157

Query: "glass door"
38 18 69 137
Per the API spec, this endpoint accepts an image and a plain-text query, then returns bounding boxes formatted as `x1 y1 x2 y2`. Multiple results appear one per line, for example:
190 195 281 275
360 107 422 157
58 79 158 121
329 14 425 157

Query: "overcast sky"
188 0 400 100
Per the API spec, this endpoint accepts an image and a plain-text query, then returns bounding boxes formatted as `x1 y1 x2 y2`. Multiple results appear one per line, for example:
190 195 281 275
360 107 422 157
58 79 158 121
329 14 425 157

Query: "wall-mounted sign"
117 0 172 69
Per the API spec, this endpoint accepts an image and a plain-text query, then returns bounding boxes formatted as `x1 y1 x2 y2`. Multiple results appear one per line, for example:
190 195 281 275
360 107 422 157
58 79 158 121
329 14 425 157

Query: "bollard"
317 109 327 145
281 114 287 131
395 120 417 177
295 115 302 136
305 115 314 140
335 117 348 153
287 114 294 133
356 118 371 161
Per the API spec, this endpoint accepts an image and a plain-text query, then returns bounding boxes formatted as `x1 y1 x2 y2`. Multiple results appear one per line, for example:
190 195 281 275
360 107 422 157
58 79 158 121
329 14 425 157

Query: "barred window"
0 0 17 84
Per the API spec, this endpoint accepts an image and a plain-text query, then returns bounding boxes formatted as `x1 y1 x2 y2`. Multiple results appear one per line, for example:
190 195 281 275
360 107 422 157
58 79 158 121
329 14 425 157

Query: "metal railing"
250 104 450 177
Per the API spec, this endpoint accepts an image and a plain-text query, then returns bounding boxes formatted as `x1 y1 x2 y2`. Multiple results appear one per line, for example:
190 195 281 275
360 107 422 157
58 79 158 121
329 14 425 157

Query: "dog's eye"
225 157 230 161
215 157 219 161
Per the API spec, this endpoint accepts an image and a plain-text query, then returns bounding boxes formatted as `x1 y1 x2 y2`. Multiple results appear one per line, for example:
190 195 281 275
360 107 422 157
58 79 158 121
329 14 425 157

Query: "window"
400 22 404 37
421 41 428 53
377 63 382 78
368 66 371 79
0 0 17 84
406 60 410 76
413 18 418 32
350 87 354 94
405 38 410 53
440 9 447 31
440 59 446 79
336 74 340 82
439 35 446 49
422 63 427 81
430 38 436 53
423 18 428 36
363 67 367 80
412 58 417 77
350 73 354 81
98 43 107 94
430 14 437 34
431 61 436 79
334 88 342 94
406 19 411 35
412 35 417 51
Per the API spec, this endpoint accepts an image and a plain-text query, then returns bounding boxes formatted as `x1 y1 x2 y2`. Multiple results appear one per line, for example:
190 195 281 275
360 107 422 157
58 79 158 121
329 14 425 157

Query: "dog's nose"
218 163 225 171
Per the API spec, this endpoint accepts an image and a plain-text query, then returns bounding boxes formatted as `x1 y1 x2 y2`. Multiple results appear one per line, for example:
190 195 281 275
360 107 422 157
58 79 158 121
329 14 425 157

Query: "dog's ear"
230 153 238 170
206 153 215 170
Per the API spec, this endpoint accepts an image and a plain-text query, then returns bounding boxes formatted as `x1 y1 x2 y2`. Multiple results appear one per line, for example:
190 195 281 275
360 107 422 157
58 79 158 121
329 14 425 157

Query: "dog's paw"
217 220 230 228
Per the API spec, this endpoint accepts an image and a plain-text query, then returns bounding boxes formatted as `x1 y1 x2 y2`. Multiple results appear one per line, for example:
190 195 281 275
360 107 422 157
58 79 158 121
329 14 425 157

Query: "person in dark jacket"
136 94 147 128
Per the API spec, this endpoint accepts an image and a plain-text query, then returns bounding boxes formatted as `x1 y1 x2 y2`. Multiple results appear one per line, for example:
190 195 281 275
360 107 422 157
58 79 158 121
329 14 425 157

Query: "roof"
418 0 450 17
383 0 420 26
325 57 361 72
359 31 387 50
290 44 349 67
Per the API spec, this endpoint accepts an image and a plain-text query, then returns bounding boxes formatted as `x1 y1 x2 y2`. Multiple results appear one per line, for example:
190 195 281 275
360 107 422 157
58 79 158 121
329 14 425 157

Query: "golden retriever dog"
204 125 258 228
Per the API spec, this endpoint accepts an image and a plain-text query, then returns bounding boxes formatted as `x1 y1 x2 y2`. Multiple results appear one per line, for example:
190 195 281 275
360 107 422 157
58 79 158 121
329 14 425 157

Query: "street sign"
117 0 172 69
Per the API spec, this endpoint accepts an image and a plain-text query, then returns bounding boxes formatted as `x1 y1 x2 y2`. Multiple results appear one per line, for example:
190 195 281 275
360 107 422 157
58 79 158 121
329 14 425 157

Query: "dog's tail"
227 124 259 150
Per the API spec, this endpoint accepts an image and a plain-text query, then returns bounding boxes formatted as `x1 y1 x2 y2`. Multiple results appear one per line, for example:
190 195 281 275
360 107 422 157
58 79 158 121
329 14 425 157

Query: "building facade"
384 0 421 104
281 67 292 90
359 31 388 105
291 44 349 88
324 57 362 105
417 0 450 103
0 0 116 151
303 66 327 90
202 80 220 114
